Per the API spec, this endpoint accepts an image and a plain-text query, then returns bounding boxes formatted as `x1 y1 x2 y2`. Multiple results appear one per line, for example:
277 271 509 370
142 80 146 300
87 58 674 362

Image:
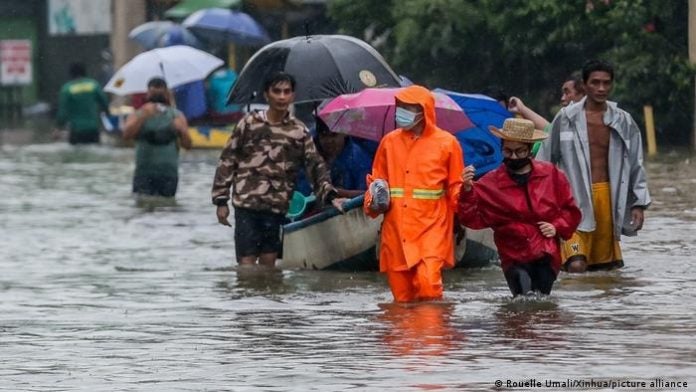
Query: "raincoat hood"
395 85 437 133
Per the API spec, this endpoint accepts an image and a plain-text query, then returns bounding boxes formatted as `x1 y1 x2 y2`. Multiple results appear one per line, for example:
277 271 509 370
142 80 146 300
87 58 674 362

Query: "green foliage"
328 0 695 144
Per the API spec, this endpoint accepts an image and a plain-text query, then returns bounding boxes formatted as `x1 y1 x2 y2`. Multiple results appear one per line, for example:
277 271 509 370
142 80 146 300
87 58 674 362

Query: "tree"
328 0 695 144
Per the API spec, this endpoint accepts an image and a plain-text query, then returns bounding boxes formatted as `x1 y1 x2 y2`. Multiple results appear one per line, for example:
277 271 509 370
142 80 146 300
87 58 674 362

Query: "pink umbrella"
318 87 474 141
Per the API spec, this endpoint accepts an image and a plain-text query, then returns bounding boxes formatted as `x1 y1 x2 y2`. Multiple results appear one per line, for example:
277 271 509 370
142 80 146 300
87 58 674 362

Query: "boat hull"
187 126 233 149
279 196 497 271
279 197 382 270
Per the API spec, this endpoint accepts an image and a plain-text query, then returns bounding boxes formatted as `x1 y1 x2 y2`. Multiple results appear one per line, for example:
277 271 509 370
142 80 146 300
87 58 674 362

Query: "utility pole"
690 0 696 150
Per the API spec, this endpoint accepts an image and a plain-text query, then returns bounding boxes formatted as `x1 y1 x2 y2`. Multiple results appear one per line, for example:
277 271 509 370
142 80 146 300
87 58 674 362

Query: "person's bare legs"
258 252 278 267
565 255 588 273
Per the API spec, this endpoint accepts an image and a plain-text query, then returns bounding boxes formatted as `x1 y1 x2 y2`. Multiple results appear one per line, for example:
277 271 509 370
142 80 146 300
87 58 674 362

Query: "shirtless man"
536 60 651 272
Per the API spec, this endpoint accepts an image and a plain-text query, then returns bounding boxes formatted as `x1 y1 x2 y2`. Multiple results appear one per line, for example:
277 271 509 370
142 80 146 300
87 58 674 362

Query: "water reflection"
235 264 286 290
557 270 647 298
1 141 695 389
213 265 289 298
134 195 178 210
495 298 570 346
378 302 464 357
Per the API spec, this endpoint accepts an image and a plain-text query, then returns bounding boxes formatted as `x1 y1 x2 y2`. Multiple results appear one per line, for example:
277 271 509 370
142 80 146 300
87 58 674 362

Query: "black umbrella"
227 35 401 104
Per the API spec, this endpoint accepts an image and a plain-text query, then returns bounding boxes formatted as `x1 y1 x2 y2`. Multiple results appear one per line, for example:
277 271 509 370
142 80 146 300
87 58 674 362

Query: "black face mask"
147 94 169 104
503 157 531 171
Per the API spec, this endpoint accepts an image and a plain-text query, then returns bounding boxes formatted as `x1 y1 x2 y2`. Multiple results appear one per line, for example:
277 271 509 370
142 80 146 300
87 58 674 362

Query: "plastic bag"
369 179 390 212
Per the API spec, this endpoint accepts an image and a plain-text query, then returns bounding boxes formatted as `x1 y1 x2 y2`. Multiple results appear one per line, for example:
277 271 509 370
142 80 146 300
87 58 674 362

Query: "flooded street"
1 139 695 391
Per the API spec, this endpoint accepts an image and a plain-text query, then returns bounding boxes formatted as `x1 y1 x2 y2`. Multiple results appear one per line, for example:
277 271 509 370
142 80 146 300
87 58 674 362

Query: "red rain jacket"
457 160 581 273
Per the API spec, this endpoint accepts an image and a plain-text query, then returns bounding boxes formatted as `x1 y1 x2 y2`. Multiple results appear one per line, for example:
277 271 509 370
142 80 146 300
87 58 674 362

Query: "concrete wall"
111 1 147 70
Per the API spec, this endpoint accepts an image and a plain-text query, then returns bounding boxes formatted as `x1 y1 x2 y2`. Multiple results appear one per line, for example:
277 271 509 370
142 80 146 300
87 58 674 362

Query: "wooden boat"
278 195 497 271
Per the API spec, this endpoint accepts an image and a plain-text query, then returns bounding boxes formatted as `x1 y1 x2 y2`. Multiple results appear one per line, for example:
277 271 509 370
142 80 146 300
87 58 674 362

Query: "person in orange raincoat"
364 85 464 302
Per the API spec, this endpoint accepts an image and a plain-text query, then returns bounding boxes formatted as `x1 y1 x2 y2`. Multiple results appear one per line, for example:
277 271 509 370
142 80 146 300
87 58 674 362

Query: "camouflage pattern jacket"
211 110 336 215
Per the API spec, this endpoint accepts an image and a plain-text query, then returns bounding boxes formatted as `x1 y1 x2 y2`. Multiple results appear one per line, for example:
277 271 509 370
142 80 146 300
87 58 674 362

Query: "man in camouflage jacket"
212 72 346 266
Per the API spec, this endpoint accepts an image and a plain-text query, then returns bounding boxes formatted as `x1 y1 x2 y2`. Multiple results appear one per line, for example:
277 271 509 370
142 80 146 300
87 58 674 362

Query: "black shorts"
234 207 285 260
132 175 178 197
69 131 100 144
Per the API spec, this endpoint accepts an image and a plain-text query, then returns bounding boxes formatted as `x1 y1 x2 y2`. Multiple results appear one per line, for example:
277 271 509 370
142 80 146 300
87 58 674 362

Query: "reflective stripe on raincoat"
364 86 464 272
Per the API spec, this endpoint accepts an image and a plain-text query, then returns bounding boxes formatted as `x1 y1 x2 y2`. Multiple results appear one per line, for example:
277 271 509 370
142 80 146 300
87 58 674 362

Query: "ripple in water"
1 143 695 390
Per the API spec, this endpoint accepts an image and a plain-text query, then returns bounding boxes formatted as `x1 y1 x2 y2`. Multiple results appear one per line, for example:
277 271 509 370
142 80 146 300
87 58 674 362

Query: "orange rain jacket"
364 86 465 272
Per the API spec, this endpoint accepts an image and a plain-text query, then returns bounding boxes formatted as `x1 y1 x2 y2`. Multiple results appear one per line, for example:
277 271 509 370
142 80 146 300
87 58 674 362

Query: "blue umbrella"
128 21 202 49
435 89 513 177
182 8 270 46
398 75 414 87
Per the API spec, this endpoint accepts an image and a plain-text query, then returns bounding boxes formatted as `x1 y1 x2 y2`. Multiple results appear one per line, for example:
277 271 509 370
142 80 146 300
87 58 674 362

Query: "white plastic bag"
369 179 390 212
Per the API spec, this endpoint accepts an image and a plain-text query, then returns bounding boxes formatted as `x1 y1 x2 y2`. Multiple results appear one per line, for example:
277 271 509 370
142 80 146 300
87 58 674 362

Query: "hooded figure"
364 85 464 302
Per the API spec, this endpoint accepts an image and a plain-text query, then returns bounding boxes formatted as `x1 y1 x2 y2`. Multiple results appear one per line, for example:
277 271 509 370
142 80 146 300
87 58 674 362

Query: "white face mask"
395 107 422 129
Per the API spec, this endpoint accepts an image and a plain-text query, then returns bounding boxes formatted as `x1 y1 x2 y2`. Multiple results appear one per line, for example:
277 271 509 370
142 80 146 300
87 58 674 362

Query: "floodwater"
1 136 695 391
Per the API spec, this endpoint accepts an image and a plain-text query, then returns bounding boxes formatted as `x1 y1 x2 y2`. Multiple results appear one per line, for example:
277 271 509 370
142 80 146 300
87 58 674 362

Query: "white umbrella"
105 45 223 95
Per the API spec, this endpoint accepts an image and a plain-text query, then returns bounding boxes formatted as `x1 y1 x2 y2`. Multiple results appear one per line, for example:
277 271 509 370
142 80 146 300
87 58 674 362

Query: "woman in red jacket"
458 118 581 297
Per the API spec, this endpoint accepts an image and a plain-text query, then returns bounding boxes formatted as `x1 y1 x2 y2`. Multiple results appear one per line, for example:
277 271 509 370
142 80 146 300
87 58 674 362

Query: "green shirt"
135 107 182 179
56 78 109 133
531 123 552 157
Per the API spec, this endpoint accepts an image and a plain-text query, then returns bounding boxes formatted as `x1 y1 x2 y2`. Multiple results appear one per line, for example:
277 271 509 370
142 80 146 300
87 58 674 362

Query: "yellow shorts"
561 182 623 270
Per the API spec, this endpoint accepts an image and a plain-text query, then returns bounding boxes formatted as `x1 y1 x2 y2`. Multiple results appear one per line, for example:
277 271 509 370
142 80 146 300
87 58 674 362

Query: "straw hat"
489 118 547 143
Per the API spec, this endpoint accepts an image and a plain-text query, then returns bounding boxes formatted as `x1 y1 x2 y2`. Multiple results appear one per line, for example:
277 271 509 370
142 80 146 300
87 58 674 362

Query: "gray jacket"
537 97 651 238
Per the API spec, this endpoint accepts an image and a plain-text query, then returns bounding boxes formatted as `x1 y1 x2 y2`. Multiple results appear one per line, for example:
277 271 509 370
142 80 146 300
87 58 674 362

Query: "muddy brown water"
1 140 694 391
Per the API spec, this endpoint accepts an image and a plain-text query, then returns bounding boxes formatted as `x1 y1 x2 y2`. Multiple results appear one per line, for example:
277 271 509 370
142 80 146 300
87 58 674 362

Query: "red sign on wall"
0 40 33 86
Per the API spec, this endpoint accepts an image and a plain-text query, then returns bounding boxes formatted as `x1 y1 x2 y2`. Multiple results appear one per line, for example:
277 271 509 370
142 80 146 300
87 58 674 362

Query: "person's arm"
363 140 388 218
303 130 343 209
122 103 157 140
548 168 582 240
508 96 549 130
336 188 364 198
56 87 69 129
212 118 244 204
446 138 465 209
626 116 651 231
173 113 192 149
212 118 246 226
627 117 651 208
456 167 490 230
337 142 373 198
96 85 110 116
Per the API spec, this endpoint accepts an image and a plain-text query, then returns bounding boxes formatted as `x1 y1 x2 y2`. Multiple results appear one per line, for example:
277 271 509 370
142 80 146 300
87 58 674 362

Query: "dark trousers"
504 257 557 296
132 175 178 197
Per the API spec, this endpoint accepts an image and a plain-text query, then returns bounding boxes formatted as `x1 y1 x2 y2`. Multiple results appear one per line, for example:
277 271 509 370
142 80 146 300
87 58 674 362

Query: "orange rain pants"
386 257 445 302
